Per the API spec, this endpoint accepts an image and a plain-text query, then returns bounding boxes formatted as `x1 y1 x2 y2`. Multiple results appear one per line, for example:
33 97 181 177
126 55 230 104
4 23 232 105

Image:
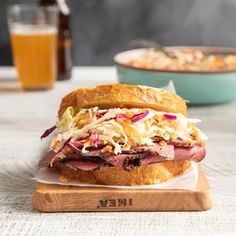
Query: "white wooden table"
0 66 236 236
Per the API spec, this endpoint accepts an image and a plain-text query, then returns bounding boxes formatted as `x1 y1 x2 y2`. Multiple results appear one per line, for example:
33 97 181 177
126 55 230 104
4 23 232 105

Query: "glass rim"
8 4 58 13
7 4 59 30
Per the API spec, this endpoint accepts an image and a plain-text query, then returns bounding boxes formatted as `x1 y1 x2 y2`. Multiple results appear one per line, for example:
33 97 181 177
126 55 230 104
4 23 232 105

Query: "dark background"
1 0 236 65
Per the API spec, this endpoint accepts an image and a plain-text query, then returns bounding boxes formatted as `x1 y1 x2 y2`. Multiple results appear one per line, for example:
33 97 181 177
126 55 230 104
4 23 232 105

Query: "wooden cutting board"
32 165 212 212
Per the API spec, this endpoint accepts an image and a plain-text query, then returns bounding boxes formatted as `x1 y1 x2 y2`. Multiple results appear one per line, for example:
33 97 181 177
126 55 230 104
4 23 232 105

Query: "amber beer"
11 27 57 89
8 5 58 90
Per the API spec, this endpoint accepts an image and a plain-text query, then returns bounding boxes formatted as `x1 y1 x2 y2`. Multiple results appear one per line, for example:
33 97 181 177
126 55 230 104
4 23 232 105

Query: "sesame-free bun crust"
58 84 187 117
57 160 191 186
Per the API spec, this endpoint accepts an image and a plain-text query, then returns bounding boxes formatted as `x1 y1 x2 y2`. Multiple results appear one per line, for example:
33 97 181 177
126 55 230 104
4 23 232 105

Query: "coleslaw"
47 106 207 155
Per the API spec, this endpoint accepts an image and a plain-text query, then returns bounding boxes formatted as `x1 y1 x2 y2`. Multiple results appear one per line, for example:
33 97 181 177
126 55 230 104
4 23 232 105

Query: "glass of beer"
8 5 58 90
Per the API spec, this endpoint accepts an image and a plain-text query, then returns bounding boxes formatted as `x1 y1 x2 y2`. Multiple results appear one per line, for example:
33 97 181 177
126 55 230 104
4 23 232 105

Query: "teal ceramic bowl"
114 47 236 104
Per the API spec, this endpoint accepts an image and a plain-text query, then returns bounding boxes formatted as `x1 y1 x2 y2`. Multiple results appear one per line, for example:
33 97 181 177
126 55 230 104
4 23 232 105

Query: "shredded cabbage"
50 106 207 154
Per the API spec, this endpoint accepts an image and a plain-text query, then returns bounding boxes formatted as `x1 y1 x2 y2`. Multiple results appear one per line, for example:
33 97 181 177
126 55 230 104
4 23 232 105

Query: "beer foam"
10 23 57 35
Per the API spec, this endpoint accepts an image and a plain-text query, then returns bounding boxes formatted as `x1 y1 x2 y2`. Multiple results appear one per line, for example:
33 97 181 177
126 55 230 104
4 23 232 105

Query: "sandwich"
38 84 207 186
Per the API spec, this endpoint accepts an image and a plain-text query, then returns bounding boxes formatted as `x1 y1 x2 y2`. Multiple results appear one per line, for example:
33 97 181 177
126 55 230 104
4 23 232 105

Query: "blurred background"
1 0 236 66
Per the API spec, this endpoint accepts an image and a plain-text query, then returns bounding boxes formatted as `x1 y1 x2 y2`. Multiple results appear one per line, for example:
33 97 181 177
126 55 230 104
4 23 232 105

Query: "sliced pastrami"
65 160 100 171
103 152 148 170
133 143 175 160
38 150 57 168
174 145 206 162
152 136 195 147
140 154 163 165
39 143 206 171
141 145 206 166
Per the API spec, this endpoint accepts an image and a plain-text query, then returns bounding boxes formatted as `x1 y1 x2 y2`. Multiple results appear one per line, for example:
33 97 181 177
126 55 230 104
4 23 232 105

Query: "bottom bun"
57 160 191 186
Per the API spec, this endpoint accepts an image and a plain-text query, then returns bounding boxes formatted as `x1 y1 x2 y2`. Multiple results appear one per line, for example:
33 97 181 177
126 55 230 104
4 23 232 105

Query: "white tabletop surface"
0 66 236 236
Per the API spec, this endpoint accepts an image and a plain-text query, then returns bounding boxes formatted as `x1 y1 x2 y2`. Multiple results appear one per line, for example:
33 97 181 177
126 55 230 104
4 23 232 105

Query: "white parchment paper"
34 161 198 190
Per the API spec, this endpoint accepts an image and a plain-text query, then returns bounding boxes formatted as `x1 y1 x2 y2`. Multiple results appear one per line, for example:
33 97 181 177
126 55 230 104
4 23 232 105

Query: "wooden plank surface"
32 165 212 212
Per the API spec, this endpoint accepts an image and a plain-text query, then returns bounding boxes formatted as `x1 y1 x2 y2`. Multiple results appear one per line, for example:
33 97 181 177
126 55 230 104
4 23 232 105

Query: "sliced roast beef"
174 145 206 162
38 150 57 168
39 143 206 171
140 154 163 165
99 145 205 168
64 159 100 171
141 145 205 165
152 136 195 147
59 144 206 171
132 144 175 160
78 149 109 157
103 152 148 170
63 153 105 163
73 143 174 160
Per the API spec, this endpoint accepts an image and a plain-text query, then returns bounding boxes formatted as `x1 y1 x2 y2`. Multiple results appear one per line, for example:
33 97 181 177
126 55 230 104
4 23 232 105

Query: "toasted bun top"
58 84 187 117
